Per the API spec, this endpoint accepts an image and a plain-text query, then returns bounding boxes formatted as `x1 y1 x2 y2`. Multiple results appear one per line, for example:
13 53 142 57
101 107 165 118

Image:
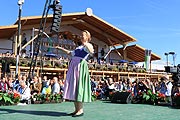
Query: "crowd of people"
0 71 179 106
0 51 178 106
0 74 65 105
90 75 177 104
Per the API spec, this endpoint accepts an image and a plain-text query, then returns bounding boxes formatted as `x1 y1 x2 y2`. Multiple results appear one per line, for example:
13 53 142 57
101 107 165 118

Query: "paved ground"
0 101 180 120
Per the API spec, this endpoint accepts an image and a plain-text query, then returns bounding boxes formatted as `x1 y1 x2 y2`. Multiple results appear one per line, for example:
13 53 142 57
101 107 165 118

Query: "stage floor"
0 101 179 120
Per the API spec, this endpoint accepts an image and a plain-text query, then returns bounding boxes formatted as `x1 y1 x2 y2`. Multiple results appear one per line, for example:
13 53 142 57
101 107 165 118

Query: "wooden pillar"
90 70 93 76
145 73 147 79
102 71 105 79
36 67 39 77
137 73 140 79
18 66 21 76
123 44 127 60
118 72 120 81
15 36 17 55
64 69 67 80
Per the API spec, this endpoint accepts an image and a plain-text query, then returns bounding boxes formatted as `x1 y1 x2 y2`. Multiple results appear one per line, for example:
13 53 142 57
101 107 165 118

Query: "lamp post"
15 0 24 79
169 52 176 66
164 52 169 66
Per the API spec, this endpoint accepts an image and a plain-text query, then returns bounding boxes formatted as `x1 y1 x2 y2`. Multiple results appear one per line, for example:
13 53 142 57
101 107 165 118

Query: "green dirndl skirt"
76 59 92 102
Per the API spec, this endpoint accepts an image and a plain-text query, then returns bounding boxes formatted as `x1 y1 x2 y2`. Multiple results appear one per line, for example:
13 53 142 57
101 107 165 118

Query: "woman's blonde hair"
83 30 91 42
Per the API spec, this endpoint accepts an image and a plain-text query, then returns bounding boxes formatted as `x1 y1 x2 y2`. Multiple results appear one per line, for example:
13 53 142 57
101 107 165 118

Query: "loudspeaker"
111 91 132 104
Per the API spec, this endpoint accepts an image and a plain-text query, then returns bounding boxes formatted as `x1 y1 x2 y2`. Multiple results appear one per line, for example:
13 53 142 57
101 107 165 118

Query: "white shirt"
165 81 173 96
52 82 60 94
18 85 31 100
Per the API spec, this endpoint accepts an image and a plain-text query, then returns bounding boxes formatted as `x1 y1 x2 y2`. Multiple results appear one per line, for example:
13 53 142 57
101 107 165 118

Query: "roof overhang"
0 25 18 39
112 44 161 62
12 12 136 46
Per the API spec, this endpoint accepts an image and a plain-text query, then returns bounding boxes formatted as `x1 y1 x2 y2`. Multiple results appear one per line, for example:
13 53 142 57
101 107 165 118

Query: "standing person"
56 30 94 117
164 76 173 104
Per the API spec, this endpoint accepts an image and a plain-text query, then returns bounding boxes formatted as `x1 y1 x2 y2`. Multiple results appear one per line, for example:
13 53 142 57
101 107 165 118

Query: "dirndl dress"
63 45 92 102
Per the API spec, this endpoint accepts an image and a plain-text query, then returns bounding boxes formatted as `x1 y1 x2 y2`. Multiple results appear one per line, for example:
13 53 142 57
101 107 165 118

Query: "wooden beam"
61 20 82 25
21 34 38 50
21 24 50 30
107 38 123 59
81 22 125 45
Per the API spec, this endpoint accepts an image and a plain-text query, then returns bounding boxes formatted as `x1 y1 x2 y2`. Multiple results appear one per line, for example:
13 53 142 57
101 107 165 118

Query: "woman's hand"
56 46 71 55
55 46 59 49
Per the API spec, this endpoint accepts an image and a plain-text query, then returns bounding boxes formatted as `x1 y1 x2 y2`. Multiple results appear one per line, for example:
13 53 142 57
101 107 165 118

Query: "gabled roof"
11 12 136 45
112 44 161 62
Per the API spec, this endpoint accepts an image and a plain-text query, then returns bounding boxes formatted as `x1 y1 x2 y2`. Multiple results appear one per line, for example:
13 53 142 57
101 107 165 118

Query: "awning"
112 44 161 62
0 25 18 39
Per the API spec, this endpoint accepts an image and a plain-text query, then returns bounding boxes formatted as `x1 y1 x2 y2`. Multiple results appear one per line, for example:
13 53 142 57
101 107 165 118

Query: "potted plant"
142 90 158 105
0 92 20 106
91 91 99 101
31 93 63 104
156 92 166 103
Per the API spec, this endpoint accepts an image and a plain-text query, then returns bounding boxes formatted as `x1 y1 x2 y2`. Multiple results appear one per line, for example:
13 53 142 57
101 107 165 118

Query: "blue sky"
0 0 180 65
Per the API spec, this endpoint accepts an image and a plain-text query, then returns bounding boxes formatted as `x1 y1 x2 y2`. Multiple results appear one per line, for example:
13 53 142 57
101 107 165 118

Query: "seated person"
42 79 52 95
14 80 31 104
137 79 148 92
42 76 48 88
13 75 23 91
30 76 42 95
0 77 8 93
114 80 124 92
51 77 60 94
164 76 173 103
103 77 115 99
106 77 115 92
159 78 167 95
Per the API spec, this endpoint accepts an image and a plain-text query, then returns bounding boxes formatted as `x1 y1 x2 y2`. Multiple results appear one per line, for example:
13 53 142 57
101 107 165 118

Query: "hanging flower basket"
88 63 95 70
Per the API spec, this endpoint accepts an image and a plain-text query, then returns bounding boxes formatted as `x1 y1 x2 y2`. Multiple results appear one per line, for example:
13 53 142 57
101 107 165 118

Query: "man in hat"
163 75 173 104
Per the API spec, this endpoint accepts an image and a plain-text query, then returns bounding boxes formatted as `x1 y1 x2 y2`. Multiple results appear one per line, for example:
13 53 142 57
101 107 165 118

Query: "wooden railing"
0 65 165 81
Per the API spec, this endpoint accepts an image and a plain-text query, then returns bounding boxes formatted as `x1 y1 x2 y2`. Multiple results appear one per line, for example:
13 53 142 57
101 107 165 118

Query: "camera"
165 66 177 73
165 64 180 87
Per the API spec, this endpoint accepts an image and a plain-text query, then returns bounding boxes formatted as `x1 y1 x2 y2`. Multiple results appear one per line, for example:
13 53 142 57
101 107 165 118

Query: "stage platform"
0 101 179 120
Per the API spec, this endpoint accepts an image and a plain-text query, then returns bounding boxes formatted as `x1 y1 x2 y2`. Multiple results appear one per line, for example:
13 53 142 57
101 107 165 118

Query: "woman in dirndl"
56 30 94 117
